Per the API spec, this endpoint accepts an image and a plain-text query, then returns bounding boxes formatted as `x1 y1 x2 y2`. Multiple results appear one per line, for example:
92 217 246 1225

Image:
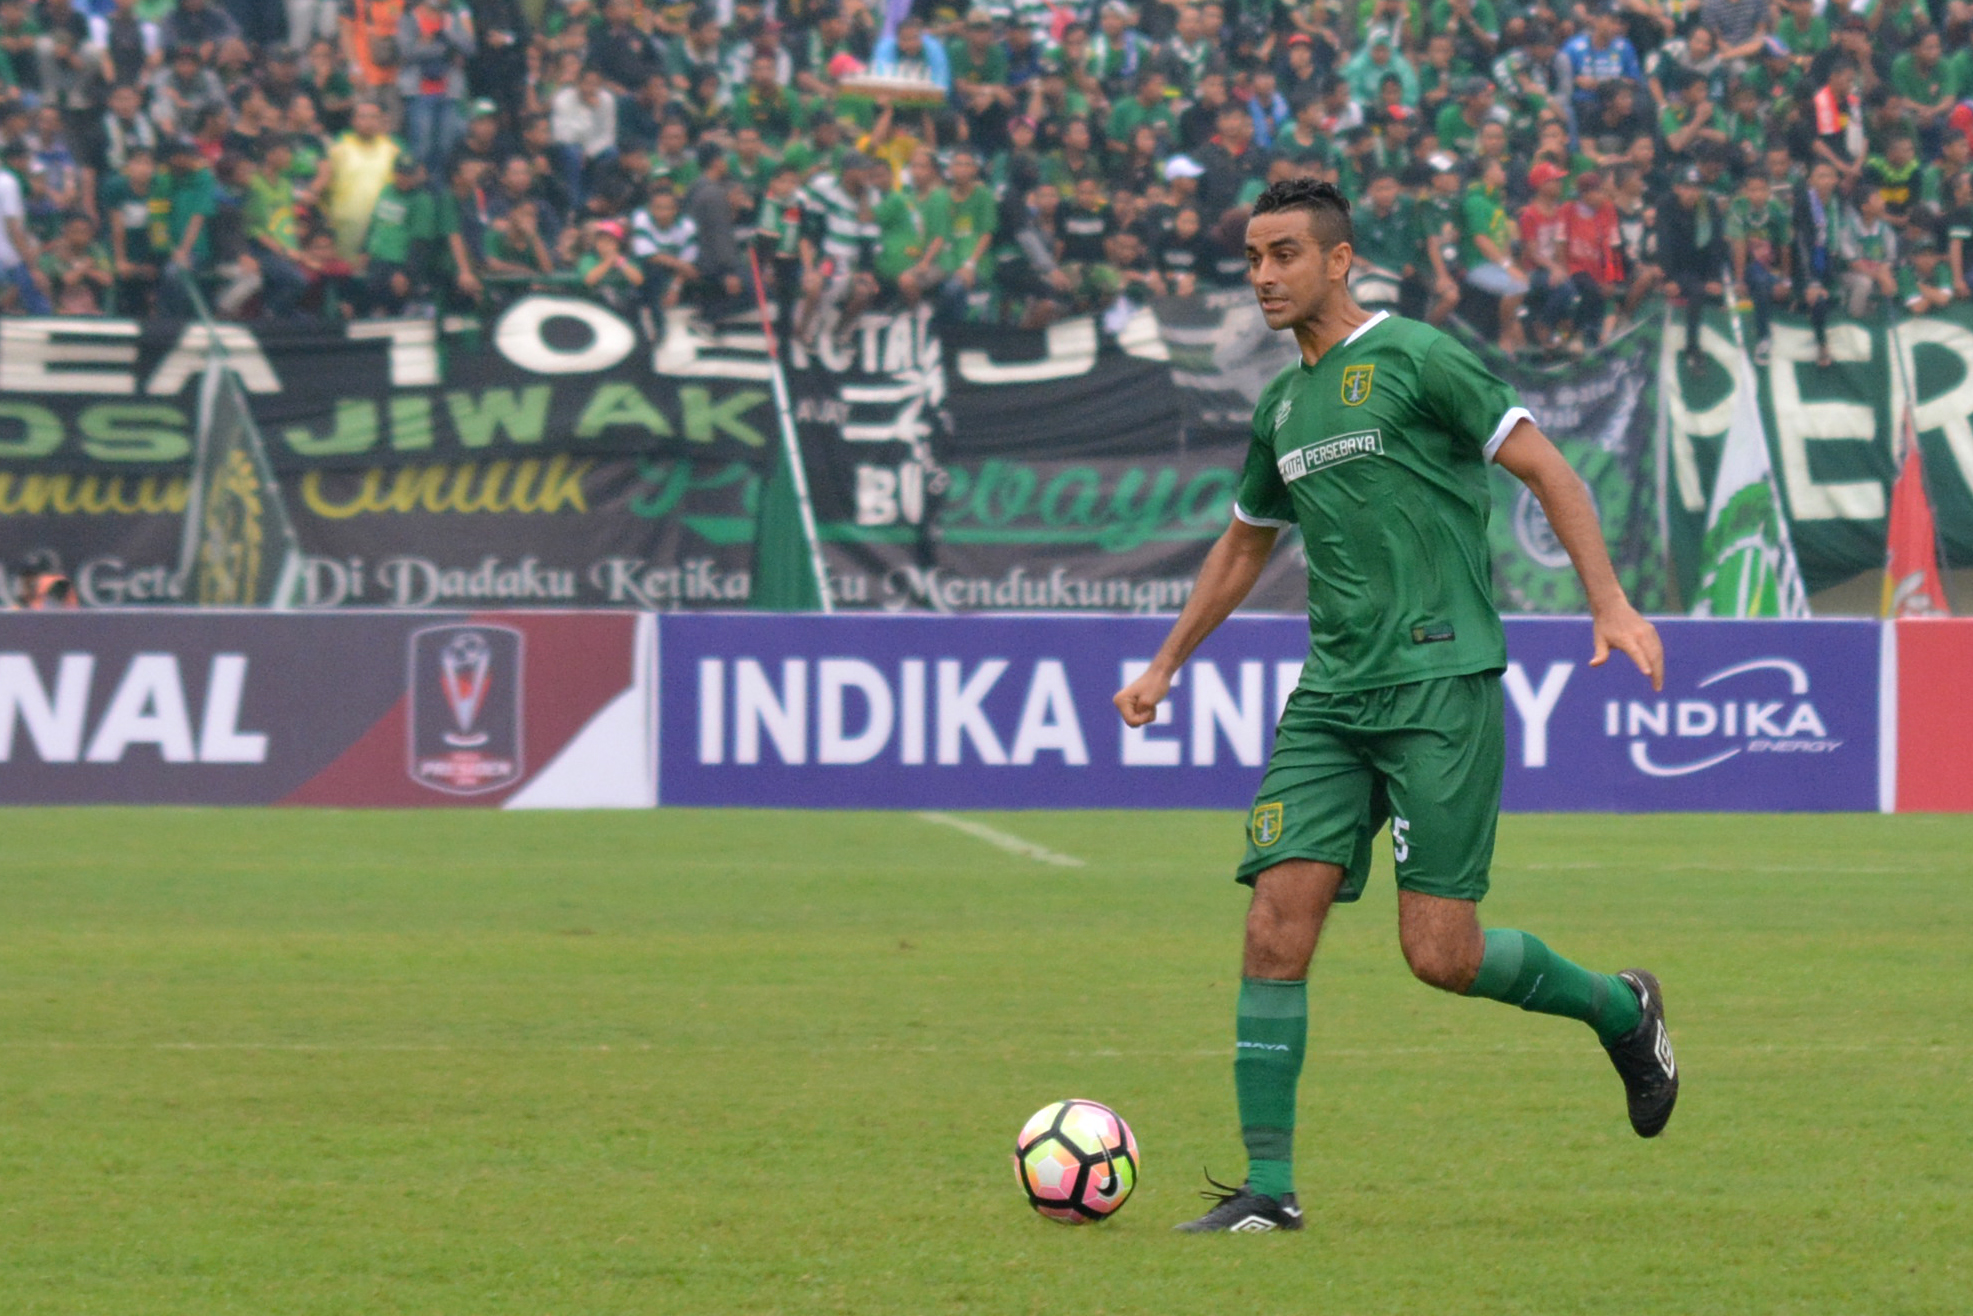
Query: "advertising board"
658 615 1882 813
0 611 650 807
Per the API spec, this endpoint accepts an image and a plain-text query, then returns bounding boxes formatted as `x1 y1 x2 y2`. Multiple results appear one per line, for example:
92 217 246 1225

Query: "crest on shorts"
1251 801 1284 847
1340 363 1375 406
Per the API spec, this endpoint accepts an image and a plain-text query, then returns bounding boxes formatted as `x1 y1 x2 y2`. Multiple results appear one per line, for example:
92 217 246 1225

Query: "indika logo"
408 624 524 794
1609 657 1837 778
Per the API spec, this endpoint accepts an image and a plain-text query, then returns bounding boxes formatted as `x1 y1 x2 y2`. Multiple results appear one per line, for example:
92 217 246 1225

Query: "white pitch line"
915 811 1086 868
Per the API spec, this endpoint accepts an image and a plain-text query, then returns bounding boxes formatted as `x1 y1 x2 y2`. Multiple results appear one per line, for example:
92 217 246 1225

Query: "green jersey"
1234 312 1519 692
98 172 164 266
1897 260 1951 308
927 182 995 274
244 172 301 253
756 191 803 259
365 183 436 263
873 188 930 280
1725 195 1790 265
1418 192 1461 270
1353 197 1417 273
1459 183 1511 268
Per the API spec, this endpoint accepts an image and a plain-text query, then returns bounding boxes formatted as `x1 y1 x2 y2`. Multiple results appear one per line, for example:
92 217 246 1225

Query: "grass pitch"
0 808 1967 1315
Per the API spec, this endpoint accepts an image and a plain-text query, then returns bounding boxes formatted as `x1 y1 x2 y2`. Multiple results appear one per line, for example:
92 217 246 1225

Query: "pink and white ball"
1014 1099 1139 1223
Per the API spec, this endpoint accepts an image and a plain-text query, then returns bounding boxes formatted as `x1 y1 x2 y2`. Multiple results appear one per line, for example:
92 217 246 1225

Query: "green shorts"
1236 672 1505 904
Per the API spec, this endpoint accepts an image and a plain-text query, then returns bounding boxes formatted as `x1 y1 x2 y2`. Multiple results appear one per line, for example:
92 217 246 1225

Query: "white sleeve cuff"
1483 407 1535 463
1232 501 1294 529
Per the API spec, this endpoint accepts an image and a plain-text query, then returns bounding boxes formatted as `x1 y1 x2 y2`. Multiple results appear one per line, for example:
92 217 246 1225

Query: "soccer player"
1114 178 1677 1234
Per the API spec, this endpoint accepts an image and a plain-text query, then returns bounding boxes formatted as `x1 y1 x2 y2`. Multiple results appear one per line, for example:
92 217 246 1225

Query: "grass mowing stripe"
915 809 1087 866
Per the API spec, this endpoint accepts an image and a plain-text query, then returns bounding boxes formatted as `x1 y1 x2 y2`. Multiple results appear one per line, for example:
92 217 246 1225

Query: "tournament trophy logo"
407 625 525 794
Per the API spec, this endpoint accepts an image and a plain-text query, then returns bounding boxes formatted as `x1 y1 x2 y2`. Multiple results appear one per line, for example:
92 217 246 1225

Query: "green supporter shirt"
1234 312 1520 693
1430 0 1499 39
1106 97 1176 145
243 172 300 253
1459 183 1510 268
151 166 217 263
1897 260 1952 307
1353 196 1417 273
756 191 802 258
1434 101 1481 153
949 41 1009 87
1725 195 1791 256
1890 52 1956 107
873 188 930 280
97 172 164 266
365 183 436 263
1774 12 1828 58
928 182 996 274
1417 193 1461 270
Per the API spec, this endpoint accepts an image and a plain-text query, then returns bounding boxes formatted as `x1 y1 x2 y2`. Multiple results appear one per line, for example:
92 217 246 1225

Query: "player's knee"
1402 935 1478 993
1242 897 1312 978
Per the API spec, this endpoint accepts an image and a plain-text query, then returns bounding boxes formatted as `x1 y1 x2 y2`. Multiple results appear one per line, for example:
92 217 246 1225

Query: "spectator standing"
0 142 50 313
1792 158 1844 367
551 64 618 171
99 141 161 314
1558 7 1642 136
360 152 434 315
324 99 399 258
152 136 216 314
398 0 475 170
684 140 741 299
161 0 239 64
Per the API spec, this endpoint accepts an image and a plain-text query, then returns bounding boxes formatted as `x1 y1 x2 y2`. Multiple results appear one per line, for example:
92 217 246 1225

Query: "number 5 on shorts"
1391 815 1411 864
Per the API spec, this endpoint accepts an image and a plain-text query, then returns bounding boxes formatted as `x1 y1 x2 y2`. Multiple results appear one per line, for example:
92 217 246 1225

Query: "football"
1013 1100 1139 1223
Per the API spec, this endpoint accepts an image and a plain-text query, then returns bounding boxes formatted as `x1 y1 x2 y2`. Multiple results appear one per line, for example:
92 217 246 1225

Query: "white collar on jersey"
1341 309 1391 347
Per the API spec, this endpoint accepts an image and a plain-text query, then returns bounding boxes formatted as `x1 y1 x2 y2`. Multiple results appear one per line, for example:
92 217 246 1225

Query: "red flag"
1882 420 1950 617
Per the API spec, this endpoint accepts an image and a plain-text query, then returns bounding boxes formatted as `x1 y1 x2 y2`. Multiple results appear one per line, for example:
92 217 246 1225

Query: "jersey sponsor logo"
1251 800 1284 846
1276 429 1384 483
1271 396 1293 435
1340 362 1375 405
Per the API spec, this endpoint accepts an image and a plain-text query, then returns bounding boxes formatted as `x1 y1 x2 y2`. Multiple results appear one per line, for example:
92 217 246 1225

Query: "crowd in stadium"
0 0 1969 364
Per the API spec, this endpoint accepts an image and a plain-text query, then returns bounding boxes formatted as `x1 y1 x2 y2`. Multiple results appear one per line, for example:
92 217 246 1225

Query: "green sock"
1235 977 1307 1201
1464 929 1642 1046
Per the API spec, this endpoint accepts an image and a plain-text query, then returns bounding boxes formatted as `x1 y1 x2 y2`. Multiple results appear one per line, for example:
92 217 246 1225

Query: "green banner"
1663 301 1973 600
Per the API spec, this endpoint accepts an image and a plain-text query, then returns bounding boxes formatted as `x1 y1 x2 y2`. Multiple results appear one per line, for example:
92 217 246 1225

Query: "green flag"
1689 317 1808 618
750 439 825 610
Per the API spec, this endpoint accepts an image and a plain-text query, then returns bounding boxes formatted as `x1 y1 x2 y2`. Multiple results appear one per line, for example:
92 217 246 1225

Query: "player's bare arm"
1113 517 1277 727
1494 419 1665 692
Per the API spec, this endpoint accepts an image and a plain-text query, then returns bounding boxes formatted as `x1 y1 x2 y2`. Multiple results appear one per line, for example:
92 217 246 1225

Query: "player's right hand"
1113 668 1171 728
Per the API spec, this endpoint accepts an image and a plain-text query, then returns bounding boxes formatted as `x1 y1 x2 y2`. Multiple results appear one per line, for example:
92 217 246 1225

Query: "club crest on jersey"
1252 802 1284 847
1341 363 1375 405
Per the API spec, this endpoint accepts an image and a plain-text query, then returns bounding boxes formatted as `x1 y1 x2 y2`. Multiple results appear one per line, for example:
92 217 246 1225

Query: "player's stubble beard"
1257 244 1365 364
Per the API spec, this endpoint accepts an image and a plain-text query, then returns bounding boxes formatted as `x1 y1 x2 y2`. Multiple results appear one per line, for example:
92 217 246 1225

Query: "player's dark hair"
1250 177 1353 250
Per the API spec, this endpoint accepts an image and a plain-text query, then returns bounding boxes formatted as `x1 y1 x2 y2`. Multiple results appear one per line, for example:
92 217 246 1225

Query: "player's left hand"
1590 602 1664 691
